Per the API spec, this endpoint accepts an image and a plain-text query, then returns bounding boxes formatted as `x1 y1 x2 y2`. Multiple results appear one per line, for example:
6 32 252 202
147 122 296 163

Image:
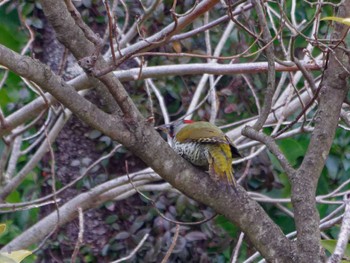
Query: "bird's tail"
209 158 238 190
226 169 238 193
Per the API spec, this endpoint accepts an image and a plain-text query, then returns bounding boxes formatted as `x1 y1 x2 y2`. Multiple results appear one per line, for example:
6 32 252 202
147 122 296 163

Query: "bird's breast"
172 140 209 167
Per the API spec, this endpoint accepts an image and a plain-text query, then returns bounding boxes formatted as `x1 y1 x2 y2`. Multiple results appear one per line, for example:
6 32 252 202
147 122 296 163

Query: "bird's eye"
169 125 174 137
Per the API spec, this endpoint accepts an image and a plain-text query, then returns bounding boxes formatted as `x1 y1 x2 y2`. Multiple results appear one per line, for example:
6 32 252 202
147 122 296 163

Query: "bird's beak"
156 124 171 134
156 124 170 132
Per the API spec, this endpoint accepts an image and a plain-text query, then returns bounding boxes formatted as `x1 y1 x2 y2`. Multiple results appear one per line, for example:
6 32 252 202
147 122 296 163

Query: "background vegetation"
0 0 349 262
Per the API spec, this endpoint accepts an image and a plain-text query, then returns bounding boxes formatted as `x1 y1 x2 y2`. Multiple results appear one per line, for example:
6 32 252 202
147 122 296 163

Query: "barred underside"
172 139 237 187
170 121 239 187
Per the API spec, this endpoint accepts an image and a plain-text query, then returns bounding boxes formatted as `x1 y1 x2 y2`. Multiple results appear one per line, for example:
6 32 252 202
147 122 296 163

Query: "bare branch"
111 233 149 263
0 171 160 252
161 224 180 263
71 207 84 263
126 161 217 226
328 199 350 263
291 0 350 260
114 61 322 82
231 232 245 263
242 126 295 177
251 0 275 130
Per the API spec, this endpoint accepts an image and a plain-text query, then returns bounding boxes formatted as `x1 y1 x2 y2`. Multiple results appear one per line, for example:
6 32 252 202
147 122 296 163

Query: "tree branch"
328 199 350 263
252 0 275 130
0 60 322 137
242 126 295 177
0 44 129 142
0 41 299 260
0 1 302 260
40 0 142 121
291 0 350 261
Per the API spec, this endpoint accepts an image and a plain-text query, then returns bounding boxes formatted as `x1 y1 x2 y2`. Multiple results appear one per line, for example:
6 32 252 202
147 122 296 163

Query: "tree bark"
291 1 350 261
0 0 298 261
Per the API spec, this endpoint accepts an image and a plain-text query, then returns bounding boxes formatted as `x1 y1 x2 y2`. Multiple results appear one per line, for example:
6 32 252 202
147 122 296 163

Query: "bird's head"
156 119 194 138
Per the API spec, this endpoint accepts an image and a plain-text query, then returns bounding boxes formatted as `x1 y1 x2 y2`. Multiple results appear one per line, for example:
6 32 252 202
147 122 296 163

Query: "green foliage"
0 224 32 263
215 215 238 238
0 0 348 261
0 9 26 52
277 137 306 167
322 16 350 26
321 240 350 262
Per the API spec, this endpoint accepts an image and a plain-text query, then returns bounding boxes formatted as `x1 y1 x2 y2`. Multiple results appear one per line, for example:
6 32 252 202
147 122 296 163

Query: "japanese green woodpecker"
159 120 241 188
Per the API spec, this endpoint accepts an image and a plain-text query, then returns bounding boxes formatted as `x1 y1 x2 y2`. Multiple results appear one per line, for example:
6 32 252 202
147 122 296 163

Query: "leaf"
215 215 238 238
321 239 350 258
0 250 32 263
130 219 144 234
321 239 336 253
70 159 80 167
172 41 182 53
0 224 6 234
88 130 101 139
185 231 207 242
321 16 350 26
326 155 340 179
277 138 305 167
105 215 118 224
114 231 130 240
0 255 16 263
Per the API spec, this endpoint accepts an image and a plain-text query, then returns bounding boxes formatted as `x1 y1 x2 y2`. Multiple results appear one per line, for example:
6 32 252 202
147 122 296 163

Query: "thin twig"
237 147 254 183
242 74 261 115
0 69 9 90
252 0 275 131
144 80 155 123
0 199 61 214
231 232 245 263
45 124 60 226
170 2 255 42
186 19 235 119
71 207 84 263
103 0 117 65
126 161 217 226
111 233 149 263
273 85 322 138
118 0 129 35
5 133 22 179
32 126 60 253
242 126 295 178
161 224 180 263
0 144 122 212
146 79 170 124
58 47 69 76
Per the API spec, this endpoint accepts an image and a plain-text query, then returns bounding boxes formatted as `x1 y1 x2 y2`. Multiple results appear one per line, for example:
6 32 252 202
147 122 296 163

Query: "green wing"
176 121 242 158
175 121 227 143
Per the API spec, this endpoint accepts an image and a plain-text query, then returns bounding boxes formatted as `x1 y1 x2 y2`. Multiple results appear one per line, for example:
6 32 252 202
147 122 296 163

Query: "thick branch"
0 43 296 261
291 1 350 261
40 0 141 120
0 74 90 136
0 173 159 252
0 1 302 260
0 60 321 137
94 0 221 76
0 44 130 143
242 126 295 177
121 121 295 262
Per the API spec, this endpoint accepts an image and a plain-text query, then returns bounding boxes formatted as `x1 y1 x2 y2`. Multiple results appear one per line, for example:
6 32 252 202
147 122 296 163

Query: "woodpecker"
158 120 241 188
